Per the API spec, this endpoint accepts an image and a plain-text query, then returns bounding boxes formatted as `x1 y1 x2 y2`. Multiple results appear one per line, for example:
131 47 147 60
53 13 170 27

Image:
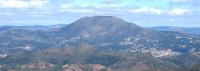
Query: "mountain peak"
76 16 125 25
61 16 145 37
64 16 140 28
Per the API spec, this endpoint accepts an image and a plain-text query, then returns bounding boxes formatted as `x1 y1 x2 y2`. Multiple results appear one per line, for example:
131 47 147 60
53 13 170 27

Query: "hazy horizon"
0 0 200 27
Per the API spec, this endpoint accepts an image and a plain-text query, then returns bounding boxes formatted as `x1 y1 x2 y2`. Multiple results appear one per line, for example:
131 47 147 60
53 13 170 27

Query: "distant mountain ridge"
61 16 146 38
0 16 200 56
0 24 67 31
149 26 200 35
1 16 200 71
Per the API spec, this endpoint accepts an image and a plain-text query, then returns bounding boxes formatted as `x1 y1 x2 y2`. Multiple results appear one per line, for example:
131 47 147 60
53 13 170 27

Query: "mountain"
0 16 200 71
57 16 153 49
57 16 200 54
149 26 200 35
0 16 200 55
0 24 66 31
0 26 13 31
61 16 145 37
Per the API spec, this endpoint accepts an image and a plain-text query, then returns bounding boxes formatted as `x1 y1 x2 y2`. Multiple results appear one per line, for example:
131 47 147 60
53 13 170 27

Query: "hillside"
0 16 200 71
149 26 200 35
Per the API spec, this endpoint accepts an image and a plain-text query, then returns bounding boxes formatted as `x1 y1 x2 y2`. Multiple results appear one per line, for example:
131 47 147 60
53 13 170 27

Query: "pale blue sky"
0 0 199 27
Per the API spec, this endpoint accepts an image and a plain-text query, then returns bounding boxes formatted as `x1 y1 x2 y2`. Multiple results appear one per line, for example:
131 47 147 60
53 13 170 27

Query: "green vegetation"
0 45 200 71
186 64 200 71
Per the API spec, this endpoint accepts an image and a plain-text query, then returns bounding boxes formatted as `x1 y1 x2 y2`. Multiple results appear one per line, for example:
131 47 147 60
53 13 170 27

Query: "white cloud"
60 3 124 9
0 0 48 9
0 12 15 16
60 8 95 13
168 8 190 16
171 0 191 3
79 3 91 7
60 3 95 13
129 7 191 16
60 4 74 9
0 0 29 8
93 4 124 9
29 0 49 9
129 7 163 15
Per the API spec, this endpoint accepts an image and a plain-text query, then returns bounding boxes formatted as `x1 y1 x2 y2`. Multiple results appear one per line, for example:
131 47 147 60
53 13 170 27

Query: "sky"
0 0 200 27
